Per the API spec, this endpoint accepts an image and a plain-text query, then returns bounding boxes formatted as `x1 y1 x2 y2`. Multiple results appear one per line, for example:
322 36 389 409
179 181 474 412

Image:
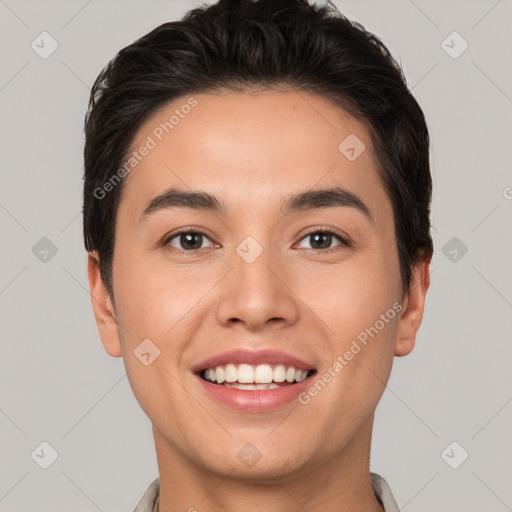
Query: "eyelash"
162 226 351 255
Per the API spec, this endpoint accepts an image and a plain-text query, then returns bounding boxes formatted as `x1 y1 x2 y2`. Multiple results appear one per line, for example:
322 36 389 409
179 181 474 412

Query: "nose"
215 244 300 331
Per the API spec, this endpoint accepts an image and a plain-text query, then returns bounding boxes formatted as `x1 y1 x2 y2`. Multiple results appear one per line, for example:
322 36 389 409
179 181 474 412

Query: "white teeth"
227 382 282 390
285 366 296 382
254 364 273 383
273 364 286 382
237 364 254 383
225 364 237 383
232 383 269 390
202 363 312 385
216 366 226 383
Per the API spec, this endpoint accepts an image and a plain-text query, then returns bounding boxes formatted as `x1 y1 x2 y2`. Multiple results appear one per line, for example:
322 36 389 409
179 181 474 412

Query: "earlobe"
394 254 432 357
87 251 122 358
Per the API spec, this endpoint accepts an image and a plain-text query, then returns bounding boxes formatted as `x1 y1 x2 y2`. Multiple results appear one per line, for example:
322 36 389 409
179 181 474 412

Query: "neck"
152 415 383 512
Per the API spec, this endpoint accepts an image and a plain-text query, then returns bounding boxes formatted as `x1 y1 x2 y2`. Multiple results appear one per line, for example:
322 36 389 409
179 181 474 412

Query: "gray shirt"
133 472 400 511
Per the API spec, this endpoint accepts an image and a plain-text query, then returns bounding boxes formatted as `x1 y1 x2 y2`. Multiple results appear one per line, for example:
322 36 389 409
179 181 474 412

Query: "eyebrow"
140 186 373 223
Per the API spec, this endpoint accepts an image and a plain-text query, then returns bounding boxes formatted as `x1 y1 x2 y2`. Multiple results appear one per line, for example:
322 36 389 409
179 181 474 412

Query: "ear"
87 251 122 357
394 254 432 357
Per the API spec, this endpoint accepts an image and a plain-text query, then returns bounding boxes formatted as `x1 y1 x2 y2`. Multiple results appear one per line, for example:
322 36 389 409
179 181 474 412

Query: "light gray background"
1 0 511 511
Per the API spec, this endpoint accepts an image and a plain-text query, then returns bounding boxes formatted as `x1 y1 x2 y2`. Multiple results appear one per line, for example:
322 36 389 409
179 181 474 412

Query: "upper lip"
192 348 316 374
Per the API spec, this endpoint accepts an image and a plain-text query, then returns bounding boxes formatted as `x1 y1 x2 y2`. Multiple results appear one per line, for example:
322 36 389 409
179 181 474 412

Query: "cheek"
110 256 195 415
304 254 400 418
111 249 164 344
314 250 400 335
319 277 399 365
112 250 214 347
302 265 400 419
296 277 399 449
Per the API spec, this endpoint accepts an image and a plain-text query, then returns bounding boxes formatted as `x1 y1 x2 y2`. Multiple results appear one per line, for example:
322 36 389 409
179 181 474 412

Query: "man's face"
91 89 420 480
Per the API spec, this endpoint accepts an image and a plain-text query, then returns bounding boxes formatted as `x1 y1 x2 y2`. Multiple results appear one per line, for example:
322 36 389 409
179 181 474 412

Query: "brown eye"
296 230 350 251
165 230 214 252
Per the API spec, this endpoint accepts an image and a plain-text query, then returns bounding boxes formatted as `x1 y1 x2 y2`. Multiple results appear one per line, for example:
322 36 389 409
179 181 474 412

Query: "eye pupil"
181 233 203 250
310 232 332 250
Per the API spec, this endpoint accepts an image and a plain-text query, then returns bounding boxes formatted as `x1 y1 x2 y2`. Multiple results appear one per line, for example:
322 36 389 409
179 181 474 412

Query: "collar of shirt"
133 471 400 512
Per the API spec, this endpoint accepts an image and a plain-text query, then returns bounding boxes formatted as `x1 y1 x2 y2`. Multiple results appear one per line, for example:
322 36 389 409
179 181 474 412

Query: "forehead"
118 89 390 223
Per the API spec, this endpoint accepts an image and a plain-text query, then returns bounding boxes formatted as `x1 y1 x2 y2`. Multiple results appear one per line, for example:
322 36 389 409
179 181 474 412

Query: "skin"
88 89 430 512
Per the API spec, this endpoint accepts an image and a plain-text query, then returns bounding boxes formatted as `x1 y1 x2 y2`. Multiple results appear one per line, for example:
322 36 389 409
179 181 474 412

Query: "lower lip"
195 374 314 412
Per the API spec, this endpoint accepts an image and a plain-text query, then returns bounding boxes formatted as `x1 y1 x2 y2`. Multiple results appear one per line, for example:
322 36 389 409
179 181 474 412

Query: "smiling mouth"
198 363 317 390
